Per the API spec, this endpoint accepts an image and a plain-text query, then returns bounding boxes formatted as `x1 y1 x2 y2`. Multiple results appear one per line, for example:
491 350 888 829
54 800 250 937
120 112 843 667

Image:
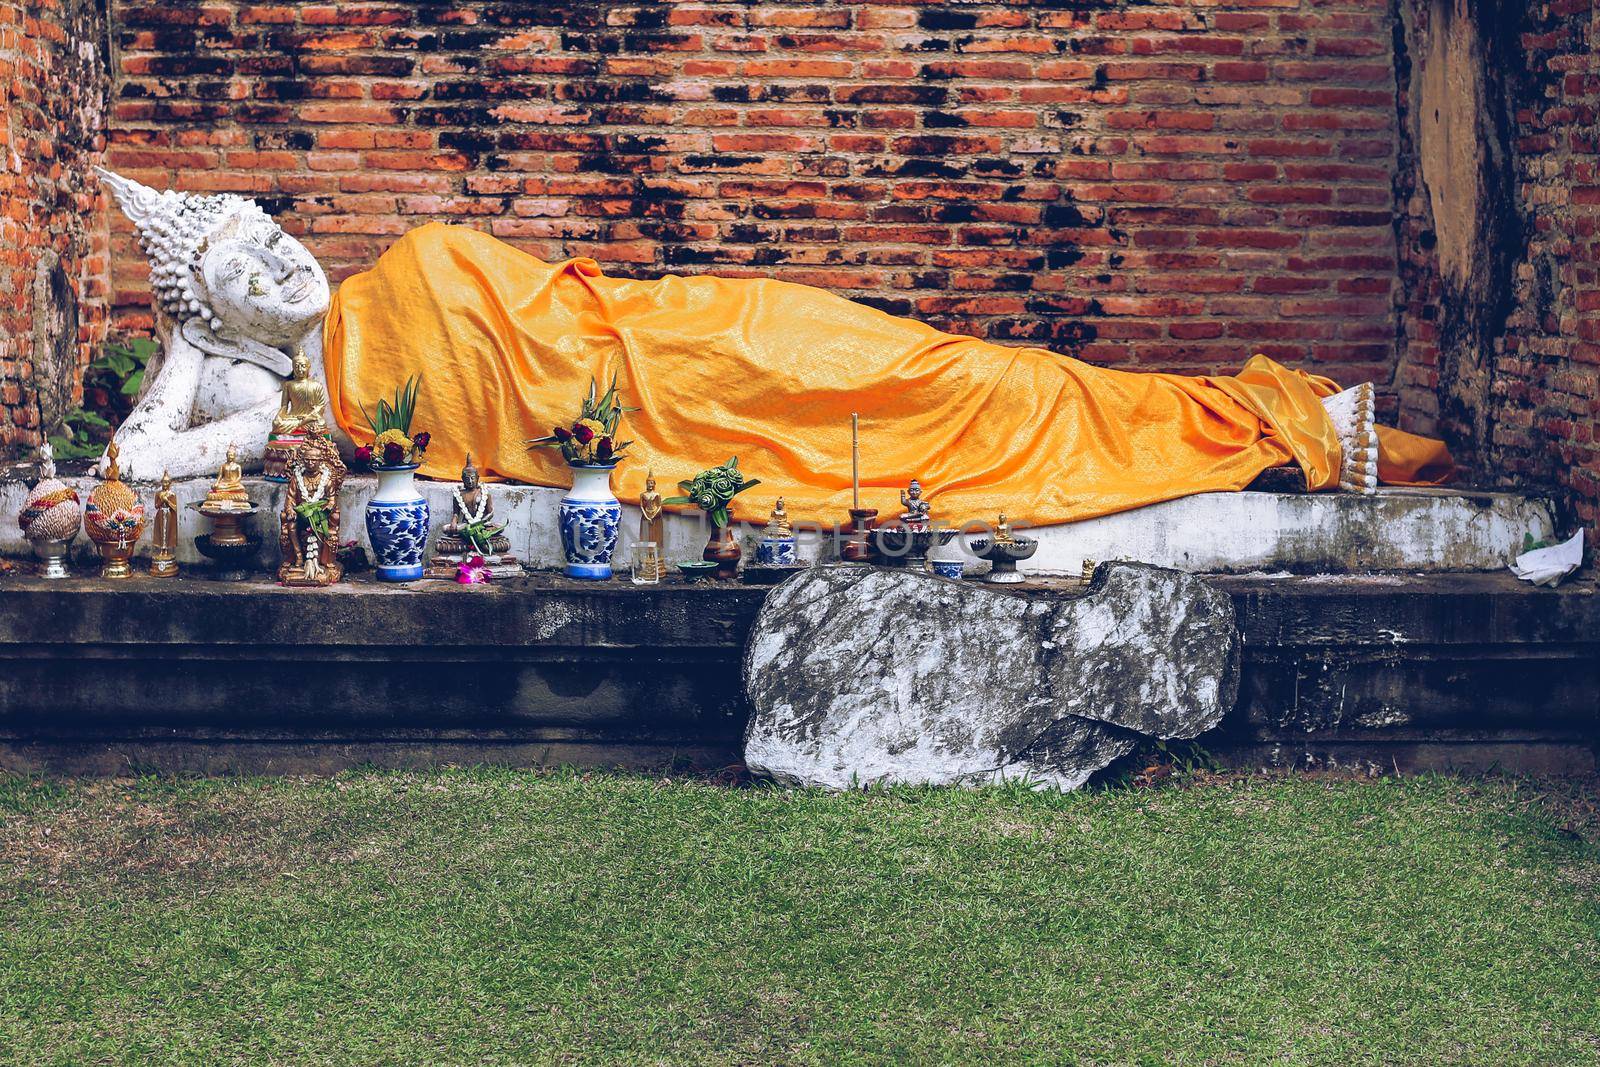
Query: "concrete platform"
0 471 1557 575
0 568 1592 777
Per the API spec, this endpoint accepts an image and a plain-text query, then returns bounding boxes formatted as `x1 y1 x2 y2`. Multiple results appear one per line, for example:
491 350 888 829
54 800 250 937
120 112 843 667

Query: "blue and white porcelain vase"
559 462 621 580
755 534 797 566
365 464 430 582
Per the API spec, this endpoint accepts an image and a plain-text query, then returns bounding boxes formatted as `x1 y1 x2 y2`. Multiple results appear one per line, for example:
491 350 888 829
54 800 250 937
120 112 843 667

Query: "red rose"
383 441 405 466
596 436 613 461
413 431 431 451
572 422 595 445
553 426 572 442
354 445 373 464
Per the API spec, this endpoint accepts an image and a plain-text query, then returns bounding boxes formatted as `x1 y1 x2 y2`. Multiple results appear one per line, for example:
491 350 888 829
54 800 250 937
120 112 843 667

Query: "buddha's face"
199 212 329 343
463 467 480 492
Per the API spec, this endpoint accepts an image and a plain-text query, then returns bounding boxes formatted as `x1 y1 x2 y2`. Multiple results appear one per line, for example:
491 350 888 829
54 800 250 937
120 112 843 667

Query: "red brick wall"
0 0 110 454
1394 0 1598 533
106 0 1404 389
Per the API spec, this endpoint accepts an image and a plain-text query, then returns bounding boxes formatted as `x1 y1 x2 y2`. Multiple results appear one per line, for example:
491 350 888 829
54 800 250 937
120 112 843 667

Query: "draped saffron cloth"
323 223 1452 526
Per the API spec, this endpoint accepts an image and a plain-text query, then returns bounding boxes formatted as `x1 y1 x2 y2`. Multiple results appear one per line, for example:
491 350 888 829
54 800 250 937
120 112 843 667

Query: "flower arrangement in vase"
528 374 635 580
355 376 432 582
665 457 761 579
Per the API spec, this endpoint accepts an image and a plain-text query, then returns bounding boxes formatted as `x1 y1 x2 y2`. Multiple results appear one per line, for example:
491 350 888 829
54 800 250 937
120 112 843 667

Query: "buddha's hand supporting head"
98 168 329 374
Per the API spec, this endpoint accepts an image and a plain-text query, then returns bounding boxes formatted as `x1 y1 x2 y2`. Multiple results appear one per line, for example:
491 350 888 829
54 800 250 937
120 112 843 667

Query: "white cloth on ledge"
1509 529 1584 587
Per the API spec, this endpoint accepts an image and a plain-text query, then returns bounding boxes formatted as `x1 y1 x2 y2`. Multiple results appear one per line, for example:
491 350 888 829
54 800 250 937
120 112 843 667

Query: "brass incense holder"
840 507 877 563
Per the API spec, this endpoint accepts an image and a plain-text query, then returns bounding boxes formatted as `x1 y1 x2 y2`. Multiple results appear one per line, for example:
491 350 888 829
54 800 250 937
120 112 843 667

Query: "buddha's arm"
115 397 280 483
103 332 209 480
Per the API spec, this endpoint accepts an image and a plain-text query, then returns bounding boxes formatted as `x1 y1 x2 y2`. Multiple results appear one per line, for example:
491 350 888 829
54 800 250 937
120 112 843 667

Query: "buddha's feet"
1322 382 1378 494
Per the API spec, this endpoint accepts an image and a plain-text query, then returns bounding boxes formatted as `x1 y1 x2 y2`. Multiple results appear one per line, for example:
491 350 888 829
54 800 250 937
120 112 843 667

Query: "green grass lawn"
1 770 1597 1065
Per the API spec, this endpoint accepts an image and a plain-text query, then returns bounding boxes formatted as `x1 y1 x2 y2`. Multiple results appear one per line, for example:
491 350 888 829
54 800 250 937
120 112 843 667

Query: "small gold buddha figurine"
993 511 1016 545
765 496 792 538
756 496 799 567
639 468 664 541
148 470 180 577
264 348 328 481
273 348 327 436
201 444 253 514
637 468 666 579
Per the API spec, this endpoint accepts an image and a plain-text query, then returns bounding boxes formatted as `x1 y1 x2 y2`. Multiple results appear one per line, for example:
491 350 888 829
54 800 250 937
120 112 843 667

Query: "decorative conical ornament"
17 442 81 579
84 442 146 579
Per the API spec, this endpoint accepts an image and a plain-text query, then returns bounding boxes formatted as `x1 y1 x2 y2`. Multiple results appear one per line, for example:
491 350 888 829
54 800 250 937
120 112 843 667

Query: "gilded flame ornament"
84 442 145 579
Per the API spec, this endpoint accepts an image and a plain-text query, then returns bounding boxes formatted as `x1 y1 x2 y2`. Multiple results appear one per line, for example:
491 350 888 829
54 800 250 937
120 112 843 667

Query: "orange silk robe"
324 223 1452 526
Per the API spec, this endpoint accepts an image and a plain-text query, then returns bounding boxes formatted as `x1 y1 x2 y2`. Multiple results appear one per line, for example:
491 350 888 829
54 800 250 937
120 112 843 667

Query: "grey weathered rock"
742 563 1239 790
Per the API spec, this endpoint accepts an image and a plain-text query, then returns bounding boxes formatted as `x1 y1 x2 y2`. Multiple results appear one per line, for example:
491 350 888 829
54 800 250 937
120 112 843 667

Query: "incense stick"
851 412 860 510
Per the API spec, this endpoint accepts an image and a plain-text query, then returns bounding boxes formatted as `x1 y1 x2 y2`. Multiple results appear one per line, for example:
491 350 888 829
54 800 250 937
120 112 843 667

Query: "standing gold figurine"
148 470 180 577
83 442 146 579
638 468 666 579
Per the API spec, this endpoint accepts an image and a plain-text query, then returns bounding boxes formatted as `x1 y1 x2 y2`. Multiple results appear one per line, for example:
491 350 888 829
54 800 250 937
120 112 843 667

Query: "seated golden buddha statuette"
264 348 328 482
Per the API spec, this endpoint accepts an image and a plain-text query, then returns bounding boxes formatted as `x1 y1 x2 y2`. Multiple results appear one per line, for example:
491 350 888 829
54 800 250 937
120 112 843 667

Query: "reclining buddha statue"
99 169 1452 526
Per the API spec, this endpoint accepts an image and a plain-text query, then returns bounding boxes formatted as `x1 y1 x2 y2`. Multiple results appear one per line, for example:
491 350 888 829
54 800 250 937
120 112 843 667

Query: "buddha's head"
99 168 329 373
462 453 480 492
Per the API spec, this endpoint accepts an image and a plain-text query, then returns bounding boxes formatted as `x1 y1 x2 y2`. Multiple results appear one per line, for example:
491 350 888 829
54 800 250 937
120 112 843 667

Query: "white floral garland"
293 467 331 579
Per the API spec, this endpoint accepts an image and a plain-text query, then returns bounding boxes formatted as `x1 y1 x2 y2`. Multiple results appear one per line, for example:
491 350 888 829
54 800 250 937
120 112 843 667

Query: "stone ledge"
0 472 1557 574
0 568 1593 776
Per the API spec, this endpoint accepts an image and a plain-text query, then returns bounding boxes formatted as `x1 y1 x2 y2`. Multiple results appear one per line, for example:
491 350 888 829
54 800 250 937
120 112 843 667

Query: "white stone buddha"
96 168 352 481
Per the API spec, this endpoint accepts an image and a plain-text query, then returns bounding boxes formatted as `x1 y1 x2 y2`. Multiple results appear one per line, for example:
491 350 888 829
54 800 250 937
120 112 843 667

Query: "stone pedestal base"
262 433 304 482
425 553 525 580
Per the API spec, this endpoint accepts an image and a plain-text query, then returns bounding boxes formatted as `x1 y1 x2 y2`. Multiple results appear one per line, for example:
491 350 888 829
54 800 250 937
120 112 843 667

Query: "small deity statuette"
973 511 1037 585
755 497 799 567
427 453 522 580
18 441 82 579
630 469 666 581
899 479 931 531
264 349 330 482
83 442 146 579
195 444 263 576
278 428 346 587
439 454 508 554
202 444 254 514
148 471 180 577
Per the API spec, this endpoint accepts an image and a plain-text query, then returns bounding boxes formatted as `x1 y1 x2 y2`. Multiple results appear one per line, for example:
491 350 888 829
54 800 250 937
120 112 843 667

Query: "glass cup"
631 541 661 585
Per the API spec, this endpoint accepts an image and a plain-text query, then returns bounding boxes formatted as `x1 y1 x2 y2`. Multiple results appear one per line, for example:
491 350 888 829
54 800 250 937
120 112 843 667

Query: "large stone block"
742 564 1239 790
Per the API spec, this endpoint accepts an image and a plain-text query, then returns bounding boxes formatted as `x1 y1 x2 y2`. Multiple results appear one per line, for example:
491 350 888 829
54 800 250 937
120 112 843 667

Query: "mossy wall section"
1394 0 1599 535
0 0 111 455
